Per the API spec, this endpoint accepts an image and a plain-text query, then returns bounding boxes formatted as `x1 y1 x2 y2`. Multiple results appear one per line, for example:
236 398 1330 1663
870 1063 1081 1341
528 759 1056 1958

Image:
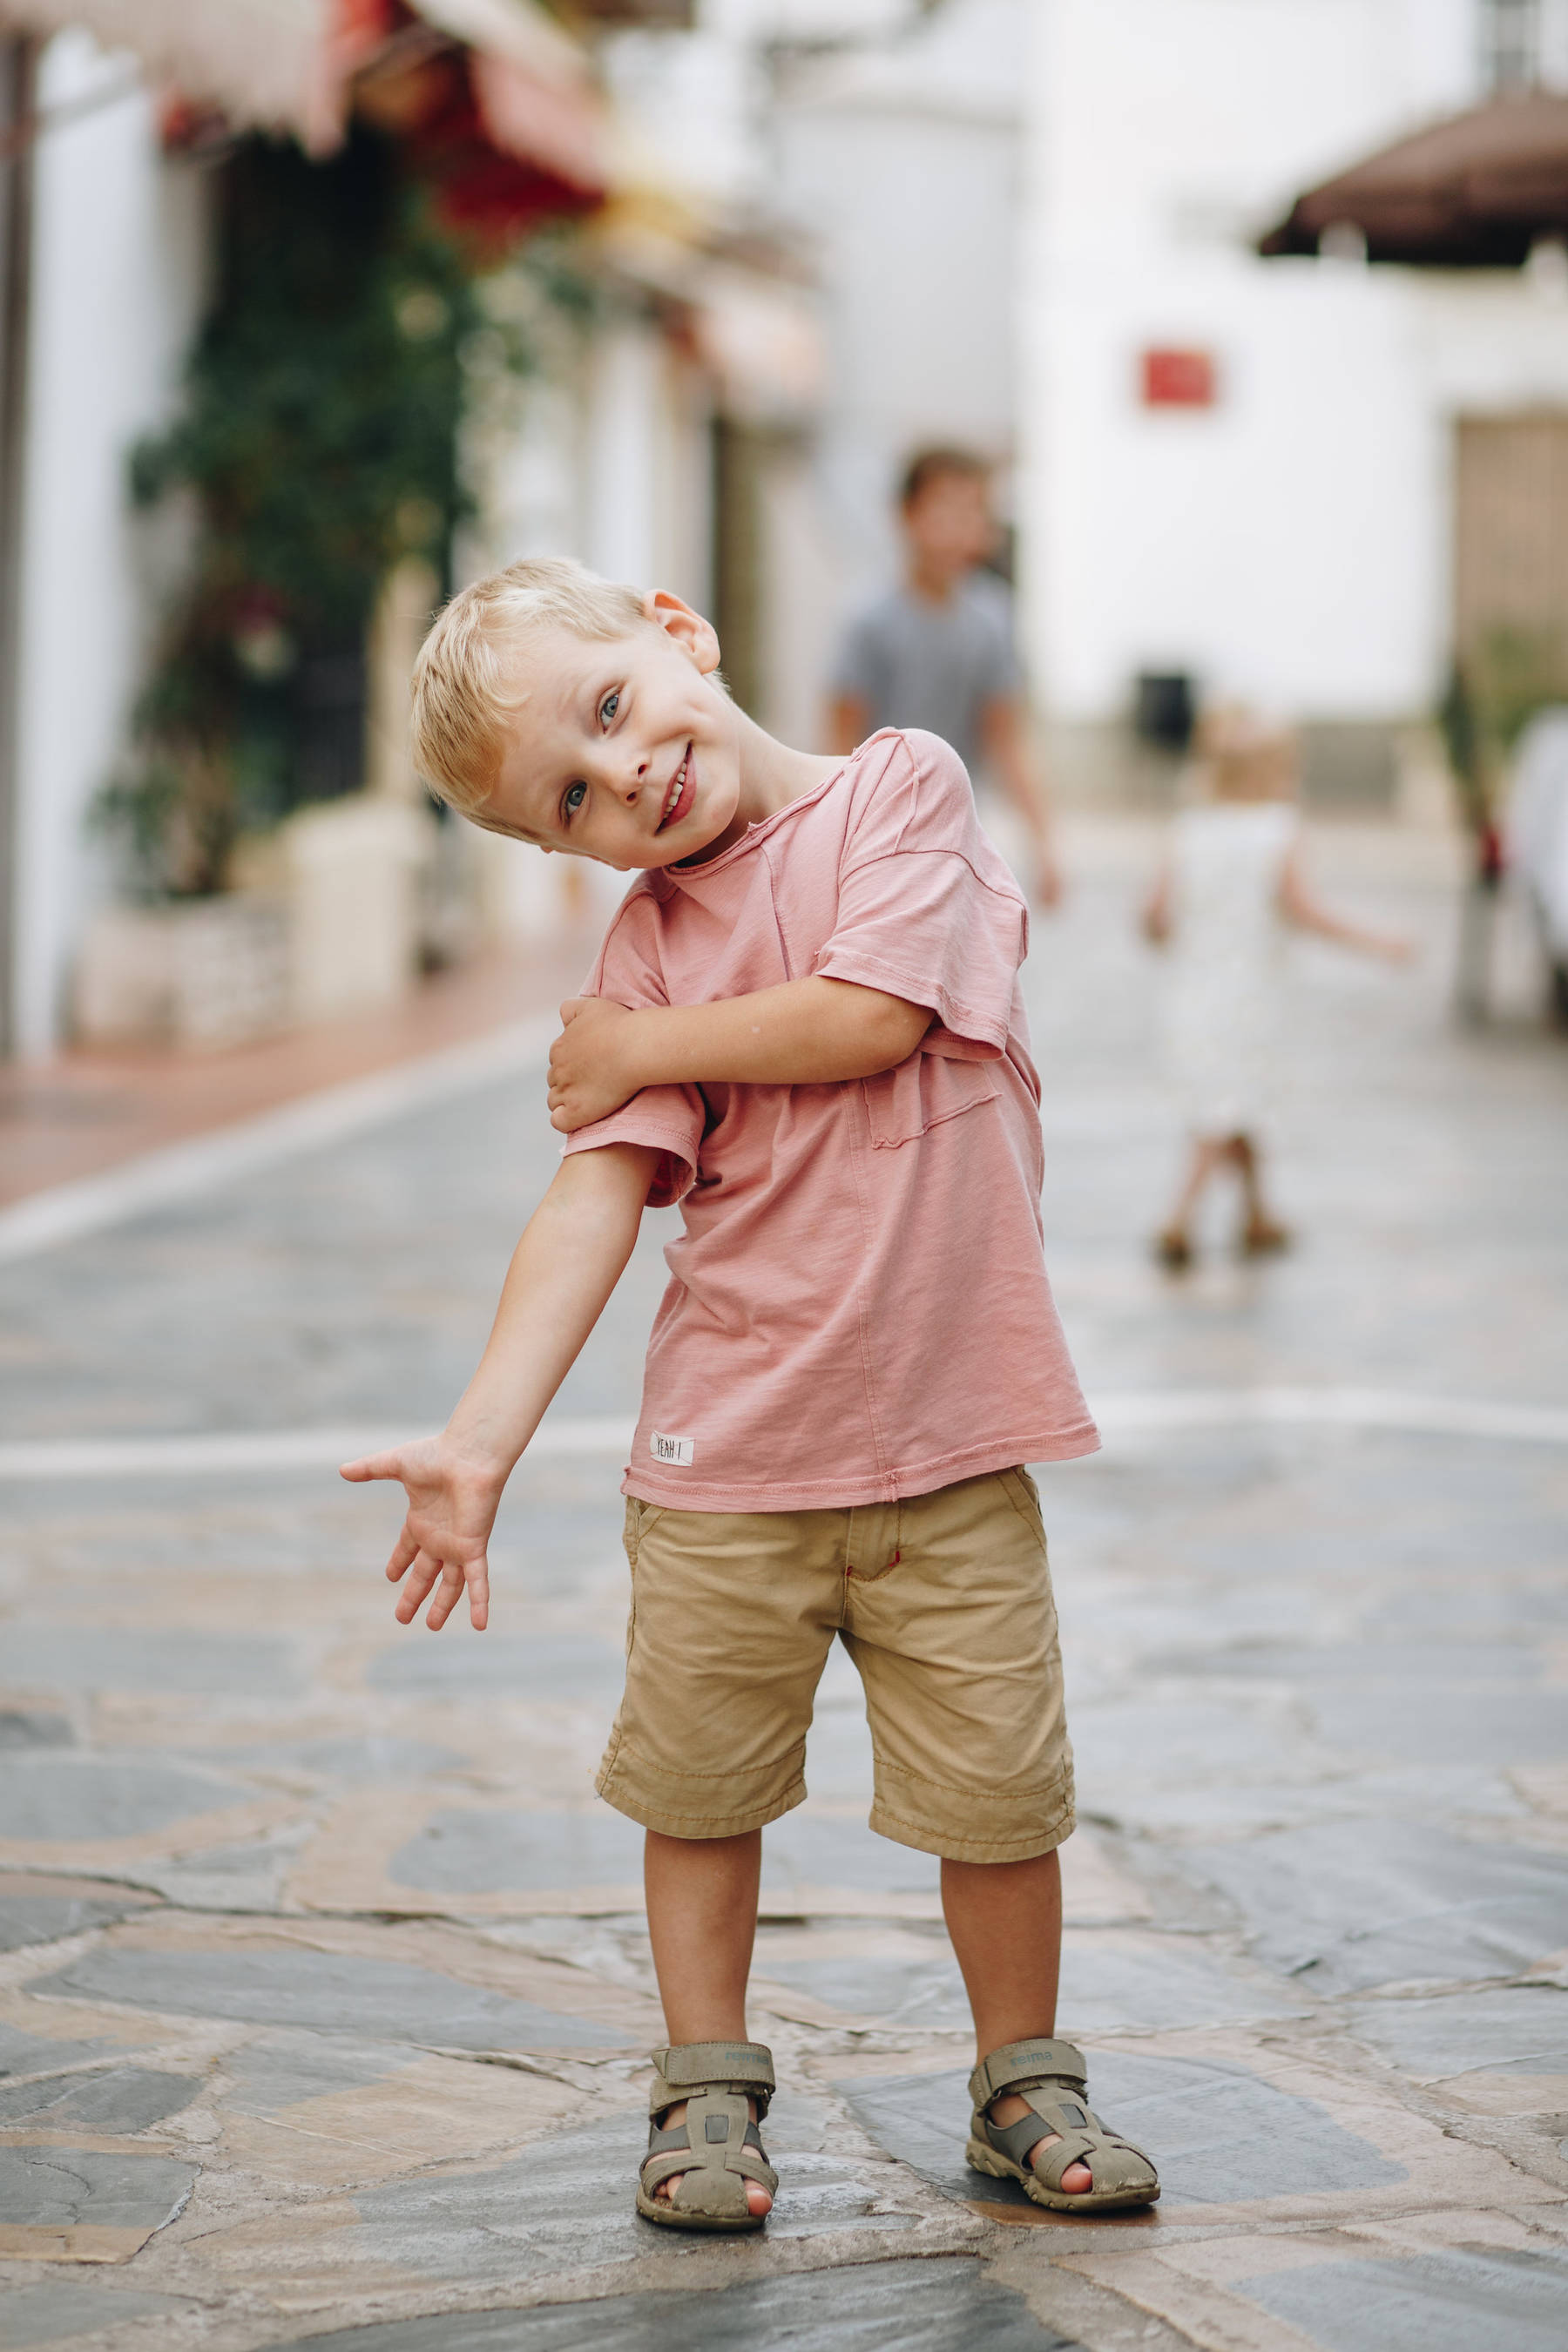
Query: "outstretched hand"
548 997 640 1133
339 1434 504 1631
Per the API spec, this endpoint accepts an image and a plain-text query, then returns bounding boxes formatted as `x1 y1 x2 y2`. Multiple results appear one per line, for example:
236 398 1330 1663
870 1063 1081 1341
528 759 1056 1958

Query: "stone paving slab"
0 1757 301 1872
1174 1819 1568 1993
0 1713 72 1751
0 1876 159 1957
0 2144 195 2264
1234 2243 1568 2352
271 2255 1079 2351
28 1944 639 2054
0 2065 201 2134
1341 1985 1568 2085
1058 2214 1568 2352
0 2280 200 2347
2 1628 305 1700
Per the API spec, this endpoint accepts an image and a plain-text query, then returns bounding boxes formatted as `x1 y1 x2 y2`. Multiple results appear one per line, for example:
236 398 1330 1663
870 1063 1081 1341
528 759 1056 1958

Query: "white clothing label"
650 1431 696 1467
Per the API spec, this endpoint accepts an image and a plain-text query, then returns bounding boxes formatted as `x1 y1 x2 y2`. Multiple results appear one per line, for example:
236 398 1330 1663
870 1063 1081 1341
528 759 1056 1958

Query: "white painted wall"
1017 0 1565 727
11 31 209 1055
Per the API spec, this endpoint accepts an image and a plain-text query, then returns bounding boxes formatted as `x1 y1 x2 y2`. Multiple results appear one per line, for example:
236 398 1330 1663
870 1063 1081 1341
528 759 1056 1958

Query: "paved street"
3 813 1567 2351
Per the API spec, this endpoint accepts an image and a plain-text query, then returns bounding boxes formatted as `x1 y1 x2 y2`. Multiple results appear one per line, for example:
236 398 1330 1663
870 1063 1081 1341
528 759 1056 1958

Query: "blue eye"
598 690 619 727
564 781 587 818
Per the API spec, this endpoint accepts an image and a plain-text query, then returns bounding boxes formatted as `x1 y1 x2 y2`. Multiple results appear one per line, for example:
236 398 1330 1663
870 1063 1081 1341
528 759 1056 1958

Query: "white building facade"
1020 0 1568 760
2 33 208 1058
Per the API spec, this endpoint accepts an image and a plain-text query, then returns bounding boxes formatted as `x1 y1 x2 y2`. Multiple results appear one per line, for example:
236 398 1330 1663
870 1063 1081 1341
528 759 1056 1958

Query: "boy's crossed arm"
342 979 929 1630
547 975 931 1133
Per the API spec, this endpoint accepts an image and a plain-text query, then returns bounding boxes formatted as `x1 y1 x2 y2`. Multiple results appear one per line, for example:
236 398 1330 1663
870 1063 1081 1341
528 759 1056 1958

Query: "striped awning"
0 0 602 172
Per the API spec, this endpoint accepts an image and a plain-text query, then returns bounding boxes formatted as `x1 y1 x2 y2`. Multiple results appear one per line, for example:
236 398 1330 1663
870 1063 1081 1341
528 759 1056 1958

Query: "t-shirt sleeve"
558 888 705 1207
814 731 1027 1057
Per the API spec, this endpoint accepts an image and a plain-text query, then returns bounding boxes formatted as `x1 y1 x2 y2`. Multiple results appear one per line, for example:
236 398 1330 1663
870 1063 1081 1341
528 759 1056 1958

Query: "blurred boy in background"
828 447 1062 906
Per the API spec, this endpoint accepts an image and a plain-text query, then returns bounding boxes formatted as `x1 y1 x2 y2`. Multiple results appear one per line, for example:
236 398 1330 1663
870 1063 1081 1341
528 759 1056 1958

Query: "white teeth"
662 756 687 822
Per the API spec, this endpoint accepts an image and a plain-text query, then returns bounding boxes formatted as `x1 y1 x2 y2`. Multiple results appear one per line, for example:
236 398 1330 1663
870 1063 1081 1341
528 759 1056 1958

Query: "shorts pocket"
996 1465 1047 1543
862 1051 1000 1149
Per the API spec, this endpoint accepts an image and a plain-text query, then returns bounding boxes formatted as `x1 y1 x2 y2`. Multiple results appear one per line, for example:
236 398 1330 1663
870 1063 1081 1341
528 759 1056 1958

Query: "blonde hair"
411 557 647 819
1193 703 1297 803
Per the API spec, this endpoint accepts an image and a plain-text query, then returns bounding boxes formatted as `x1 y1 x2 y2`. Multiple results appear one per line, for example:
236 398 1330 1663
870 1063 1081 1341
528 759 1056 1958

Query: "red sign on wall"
1140 348 1219 408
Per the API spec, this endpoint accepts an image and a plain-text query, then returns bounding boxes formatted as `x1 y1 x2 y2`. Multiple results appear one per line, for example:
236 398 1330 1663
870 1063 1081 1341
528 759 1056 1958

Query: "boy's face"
902 471 995 578
485 595 743 868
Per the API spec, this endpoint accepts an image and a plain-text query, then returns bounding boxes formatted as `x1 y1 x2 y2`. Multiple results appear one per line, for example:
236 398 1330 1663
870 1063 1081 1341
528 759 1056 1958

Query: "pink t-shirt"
561 728 1099 1510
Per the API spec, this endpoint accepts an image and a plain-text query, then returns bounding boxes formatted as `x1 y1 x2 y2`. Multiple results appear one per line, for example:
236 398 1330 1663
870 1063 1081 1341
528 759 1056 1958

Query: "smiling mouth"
657 746 694 832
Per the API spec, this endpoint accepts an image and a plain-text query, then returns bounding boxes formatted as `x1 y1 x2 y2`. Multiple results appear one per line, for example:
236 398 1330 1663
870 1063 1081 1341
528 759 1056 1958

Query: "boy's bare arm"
547 977 932 1134
980 696 1063 907
340 1142 659 1629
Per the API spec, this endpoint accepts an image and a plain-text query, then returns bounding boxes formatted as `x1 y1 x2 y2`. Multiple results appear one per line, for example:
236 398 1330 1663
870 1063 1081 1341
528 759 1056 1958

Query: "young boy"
343 557 1158 2232
828 445 1061 907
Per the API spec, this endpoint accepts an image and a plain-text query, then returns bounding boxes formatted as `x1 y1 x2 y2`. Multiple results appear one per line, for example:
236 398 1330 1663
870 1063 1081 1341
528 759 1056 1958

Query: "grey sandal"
967 2037 1159 2213
636 2039 779 2232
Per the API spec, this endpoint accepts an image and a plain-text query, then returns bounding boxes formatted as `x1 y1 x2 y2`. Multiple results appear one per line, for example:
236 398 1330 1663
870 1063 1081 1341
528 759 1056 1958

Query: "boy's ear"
643 589 721 676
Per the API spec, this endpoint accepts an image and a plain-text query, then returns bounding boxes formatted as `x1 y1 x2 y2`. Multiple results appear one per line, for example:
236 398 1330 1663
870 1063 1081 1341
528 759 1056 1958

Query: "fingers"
393 1547 444 1625
384 1525 420 1584
341 1450 403 1483
558 997 587 1024
391 1547 487 1633
423 1557 469 1632
466 1554 490 1632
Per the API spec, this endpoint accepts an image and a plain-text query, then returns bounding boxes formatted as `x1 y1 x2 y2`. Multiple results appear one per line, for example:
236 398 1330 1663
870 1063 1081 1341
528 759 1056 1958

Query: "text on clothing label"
651 1431 696 1466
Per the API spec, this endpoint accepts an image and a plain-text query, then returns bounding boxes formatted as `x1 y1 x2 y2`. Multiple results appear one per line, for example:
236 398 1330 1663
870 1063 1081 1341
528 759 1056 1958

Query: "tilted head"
411 556 746 868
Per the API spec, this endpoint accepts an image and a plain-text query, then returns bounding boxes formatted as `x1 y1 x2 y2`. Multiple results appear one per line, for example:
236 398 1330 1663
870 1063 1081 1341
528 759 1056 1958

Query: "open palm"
340 1434 504 1631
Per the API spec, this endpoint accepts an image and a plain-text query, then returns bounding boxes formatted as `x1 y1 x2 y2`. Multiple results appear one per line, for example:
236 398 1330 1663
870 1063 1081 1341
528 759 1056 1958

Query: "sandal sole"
966 2135 1159 2214
635 2186 767 2233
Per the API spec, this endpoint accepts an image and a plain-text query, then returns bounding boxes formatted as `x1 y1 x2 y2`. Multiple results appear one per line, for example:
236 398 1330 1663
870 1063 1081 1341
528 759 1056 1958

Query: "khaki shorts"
596 1467 1073 1865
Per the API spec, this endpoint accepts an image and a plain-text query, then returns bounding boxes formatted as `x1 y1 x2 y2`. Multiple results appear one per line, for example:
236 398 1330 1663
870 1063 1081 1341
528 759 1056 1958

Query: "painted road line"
0 1016 556 1267
1092 1387 1568 1445
1 1389 1566 1481
0 1417 638 1481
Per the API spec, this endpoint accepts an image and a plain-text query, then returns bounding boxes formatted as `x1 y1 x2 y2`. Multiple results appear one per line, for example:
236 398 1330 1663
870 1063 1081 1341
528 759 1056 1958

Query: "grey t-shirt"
830 574 1021 770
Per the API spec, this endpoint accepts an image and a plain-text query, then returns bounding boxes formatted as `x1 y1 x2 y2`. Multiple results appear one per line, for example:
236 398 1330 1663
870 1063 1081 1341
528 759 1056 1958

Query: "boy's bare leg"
941 1849 1093 2194
644 1828 772 2215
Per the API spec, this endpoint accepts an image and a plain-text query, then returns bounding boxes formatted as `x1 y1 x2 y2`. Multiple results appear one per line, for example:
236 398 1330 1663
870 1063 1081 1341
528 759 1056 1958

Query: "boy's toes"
1014 2122 1092 2196
652 2170 772 2217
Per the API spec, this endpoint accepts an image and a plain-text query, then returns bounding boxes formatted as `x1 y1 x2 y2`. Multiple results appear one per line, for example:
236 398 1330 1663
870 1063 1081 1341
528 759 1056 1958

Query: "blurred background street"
2 1 1568 2348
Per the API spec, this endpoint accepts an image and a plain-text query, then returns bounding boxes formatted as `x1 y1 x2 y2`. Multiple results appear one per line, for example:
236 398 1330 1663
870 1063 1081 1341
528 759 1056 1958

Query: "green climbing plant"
98 125 577 897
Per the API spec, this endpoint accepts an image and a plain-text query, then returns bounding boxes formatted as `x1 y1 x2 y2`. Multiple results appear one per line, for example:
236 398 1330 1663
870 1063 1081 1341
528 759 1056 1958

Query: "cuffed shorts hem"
867 1746 1076 1862
867 1788 1076 1865
594 1763 807 1842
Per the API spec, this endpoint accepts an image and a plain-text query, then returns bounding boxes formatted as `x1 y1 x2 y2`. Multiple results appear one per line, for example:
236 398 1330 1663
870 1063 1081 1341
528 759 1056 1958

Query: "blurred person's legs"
1157 1130 1289 1266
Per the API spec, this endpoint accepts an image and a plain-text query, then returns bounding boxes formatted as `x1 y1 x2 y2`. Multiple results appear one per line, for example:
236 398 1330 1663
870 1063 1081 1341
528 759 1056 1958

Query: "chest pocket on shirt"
861 1051 1001 1149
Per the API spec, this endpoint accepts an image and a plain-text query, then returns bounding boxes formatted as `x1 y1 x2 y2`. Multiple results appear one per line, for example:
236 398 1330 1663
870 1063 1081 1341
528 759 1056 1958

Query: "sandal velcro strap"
649 2040 775 2119
968 2037 1087 2112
